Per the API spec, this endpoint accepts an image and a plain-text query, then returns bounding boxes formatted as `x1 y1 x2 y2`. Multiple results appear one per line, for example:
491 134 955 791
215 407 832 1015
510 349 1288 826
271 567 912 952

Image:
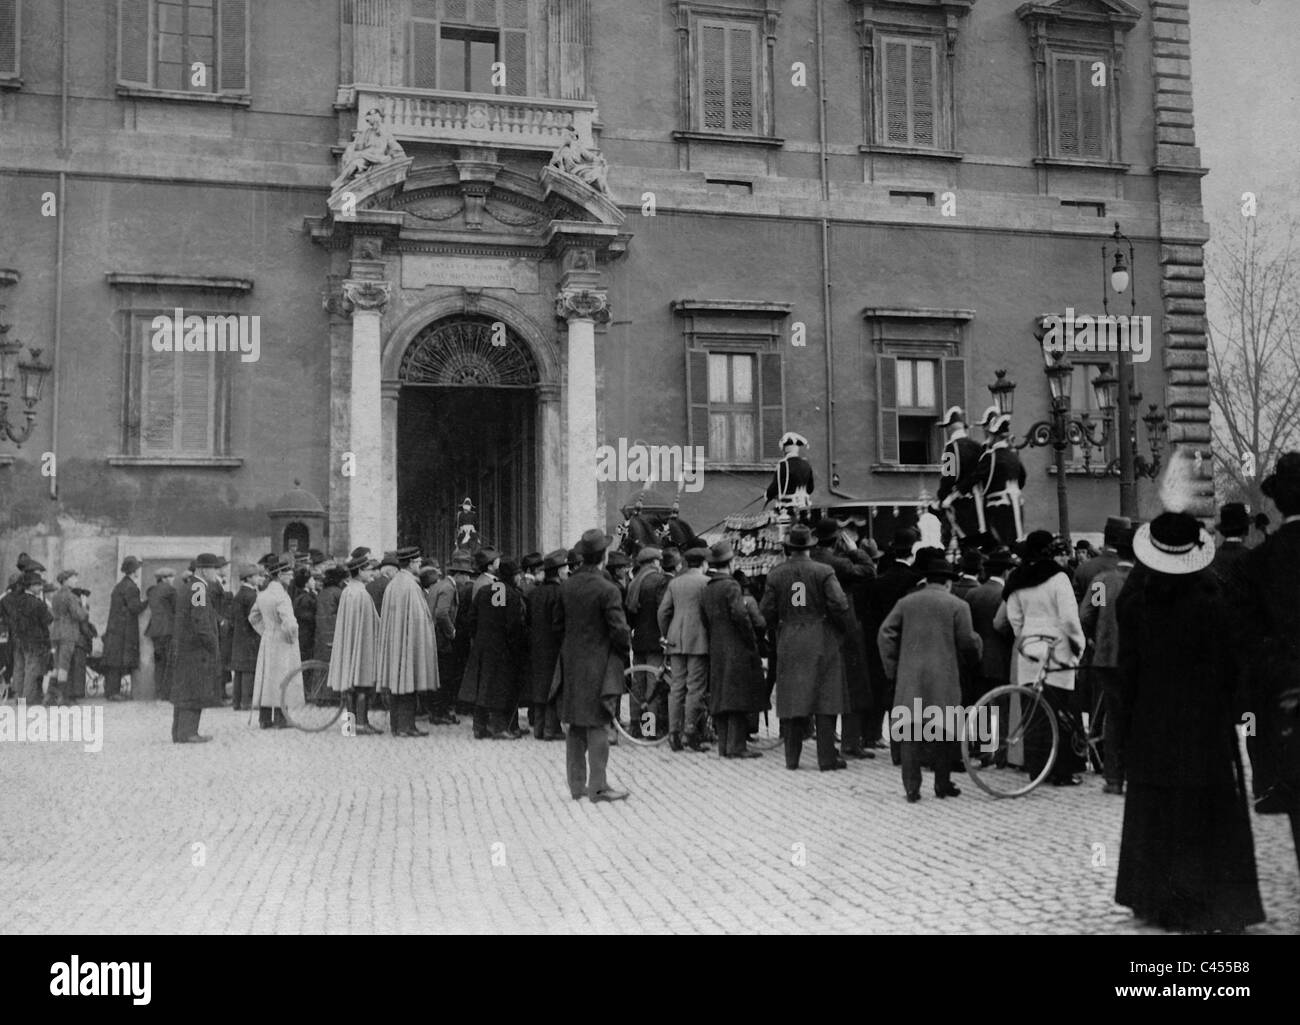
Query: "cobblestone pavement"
1 701 1296 935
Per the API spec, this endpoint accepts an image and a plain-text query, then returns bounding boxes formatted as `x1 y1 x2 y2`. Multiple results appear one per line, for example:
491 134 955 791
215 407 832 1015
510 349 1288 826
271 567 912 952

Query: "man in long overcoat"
102 556 145 701
250 555 299 729
759 524 850 771
425 557 461 725
625 546 670 740
810 519 875 760
463 558 528 739
229 563 262 711
378 546 438 737
327 553 381 734
552 529 631 802
700 541 765 758
1231 454 1300 872
144 569 176 701
879 555 982 802
169 553 227 743
863 529 923 757
526 549 566 740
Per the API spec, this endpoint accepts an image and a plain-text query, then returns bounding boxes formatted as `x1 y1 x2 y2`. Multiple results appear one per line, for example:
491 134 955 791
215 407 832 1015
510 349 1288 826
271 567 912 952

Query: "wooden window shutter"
687 348 710 458
501 28 527 95
117 0 152 87
877 355 899 464
141 350 177 453
0 0 18 79
408 17 439 88
760 351 785 460
700 22 726 130
883 40 909 144
727 24 755 133
910 42 935 147
179 355 213 452
940 355 966 459
218 0 249 93
1080 62 1103 157
1054 55 1080 156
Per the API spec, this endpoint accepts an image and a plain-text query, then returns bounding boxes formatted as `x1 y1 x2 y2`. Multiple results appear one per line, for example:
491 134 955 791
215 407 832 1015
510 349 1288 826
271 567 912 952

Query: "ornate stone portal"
308 143 630 553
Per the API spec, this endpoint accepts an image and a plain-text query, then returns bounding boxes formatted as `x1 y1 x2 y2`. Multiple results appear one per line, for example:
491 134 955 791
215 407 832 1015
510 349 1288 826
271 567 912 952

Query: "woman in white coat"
995 530 1085 785
250 555 301 729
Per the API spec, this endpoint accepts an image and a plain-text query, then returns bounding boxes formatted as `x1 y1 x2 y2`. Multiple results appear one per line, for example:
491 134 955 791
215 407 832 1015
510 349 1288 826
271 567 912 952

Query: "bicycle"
278 659 390 734
614 658 783 751
960 633 1103 798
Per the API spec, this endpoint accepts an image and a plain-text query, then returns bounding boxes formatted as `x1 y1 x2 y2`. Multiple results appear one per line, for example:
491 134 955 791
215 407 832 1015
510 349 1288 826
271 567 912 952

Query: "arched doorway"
396 314 539 566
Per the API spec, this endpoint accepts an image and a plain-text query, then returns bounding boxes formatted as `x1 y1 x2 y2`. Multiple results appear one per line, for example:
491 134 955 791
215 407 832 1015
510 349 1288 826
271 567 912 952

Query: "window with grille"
405 0 528 95
123 311 231 457
880 37 937 148
1051 52 1107 160
697 18 757 134
116 0 248 95
0 0 19 83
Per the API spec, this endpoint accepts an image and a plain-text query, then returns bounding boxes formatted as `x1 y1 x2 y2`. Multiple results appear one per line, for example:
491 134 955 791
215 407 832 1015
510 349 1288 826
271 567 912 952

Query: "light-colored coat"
657 567 710 654
995 571 1083 691
878 584 982 731
250 579 301 708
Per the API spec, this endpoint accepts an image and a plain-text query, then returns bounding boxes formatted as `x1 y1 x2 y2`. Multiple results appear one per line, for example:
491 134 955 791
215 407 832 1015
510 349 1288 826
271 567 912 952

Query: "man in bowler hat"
553 529 631 802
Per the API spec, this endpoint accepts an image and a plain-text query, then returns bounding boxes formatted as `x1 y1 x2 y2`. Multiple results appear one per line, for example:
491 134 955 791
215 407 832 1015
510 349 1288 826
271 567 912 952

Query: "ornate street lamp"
0 306 53 446
1102 222 1140 517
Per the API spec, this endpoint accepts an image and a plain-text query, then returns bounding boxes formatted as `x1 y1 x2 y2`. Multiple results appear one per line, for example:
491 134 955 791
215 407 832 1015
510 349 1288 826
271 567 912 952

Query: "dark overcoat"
462 578 528 710
102 575 145 669
314 583 341 663
525 579 563 704
551 564 630 727
964 579 1013 683
144 581 175 640
229 583 261 674
626 567 669 655
700 573 765 714
294 589 317 665
759 555 849 718
170 575 222 710
810 546 873 712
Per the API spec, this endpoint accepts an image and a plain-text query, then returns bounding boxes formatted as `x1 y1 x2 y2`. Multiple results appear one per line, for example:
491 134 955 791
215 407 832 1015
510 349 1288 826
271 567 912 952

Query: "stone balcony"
353 86 597 154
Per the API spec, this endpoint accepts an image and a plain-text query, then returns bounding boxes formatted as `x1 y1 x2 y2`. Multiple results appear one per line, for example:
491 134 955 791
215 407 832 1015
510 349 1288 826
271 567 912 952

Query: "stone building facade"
1 0 1210 654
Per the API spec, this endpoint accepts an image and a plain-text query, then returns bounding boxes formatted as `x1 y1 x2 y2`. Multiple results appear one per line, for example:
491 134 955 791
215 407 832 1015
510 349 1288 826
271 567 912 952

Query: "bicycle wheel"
615 664 672 747
961 684 1059 798
279 660 344 733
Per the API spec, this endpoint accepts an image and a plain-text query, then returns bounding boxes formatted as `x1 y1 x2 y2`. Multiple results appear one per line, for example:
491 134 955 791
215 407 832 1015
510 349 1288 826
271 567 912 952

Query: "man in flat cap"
378 546 438 737
554 528 631 801
169 553 228 742
102 556 145 701
658 544 712 751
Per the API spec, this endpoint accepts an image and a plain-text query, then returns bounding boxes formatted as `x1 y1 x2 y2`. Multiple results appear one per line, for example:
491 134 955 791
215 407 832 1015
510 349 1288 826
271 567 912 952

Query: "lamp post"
1102 222 1139 518
987 354 1119 544
0 305 53 446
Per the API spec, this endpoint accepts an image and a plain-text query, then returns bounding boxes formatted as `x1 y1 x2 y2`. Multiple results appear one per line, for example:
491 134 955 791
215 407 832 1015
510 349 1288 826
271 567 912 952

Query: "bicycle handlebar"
1016 632 1080 673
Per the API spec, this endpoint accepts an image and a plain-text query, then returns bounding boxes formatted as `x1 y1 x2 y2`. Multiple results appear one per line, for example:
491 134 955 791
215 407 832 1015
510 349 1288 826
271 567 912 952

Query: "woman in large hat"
1114 450 1265 932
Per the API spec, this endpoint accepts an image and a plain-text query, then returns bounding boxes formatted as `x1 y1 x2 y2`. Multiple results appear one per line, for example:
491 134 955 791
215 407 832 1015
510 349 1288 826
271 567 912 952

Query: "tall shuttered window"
117 0 249 95
0 0 19 84
1051 53 1106 160
697 18 757 134
875 353 966 467
687 347 784 463
124 311 231 457
406 0 528 95
880 37 936 149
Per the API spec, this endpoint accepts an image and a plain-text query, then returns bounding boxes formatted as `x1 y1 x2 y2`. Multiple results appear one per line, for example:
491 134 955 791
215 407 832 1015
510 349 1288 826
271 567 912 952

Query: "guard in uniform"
936 407 986 546
977 415 1027 545
765 432 815 522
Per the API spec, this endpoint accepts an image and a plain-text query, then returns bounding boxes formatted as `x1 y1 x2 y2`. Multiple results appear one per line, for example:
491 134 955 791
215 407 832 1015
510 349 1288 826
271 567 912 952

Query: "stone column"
537 383 563 550
342 279 391 552
555 289 610 541
380 380 400 553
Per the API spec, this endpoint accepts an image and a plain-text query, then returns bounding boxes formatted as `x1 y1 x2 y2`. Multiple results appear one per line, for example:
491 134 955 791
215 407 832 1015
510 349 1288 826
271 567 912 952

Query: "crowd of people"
2 443 1297 933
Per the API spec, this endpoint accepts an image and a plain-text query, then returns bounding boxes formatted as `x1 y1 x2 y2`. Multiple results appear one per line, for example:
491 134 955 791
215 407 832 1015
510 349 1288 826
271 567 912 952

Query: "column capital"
342 279 392 315
555 288 611 324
